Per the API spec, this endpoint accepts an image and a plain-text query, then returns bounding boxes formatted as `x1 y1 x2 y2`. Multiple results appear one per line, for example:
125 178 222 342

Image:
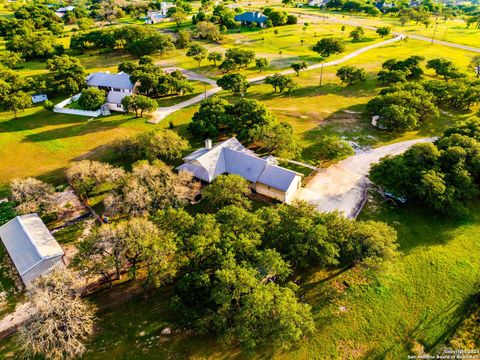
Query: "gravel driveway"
293 138 436 218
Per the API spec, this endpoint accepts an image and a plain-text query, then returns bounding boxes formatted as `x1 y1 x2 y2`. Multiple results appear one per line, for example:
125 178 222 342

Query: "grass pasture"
1 196 478 359
0 107 152 197
1 37 477 195
217 38 478 163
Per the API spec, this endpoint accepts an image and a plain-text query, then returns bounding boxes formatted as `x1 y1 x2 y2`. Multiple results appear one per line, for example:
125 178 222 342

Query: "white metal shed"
0 214 65 287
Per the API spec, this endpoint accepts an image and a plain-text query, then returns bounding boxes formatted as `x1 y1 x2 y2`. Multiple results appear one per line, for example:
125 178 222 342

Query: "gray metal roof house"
86 72 135 91
0 214 65 287
177 138 303 203
234 12 269 27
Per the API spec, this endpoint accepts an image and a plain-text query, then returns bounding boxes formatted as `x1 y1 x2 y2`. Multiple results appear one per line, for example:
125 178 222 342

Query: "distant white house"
55 5 75 18
375 1 396 11
177 138 303 203
308 0 329 7
31 94 48 104
86 71 136 112
145 3 174 24
0 214 65 287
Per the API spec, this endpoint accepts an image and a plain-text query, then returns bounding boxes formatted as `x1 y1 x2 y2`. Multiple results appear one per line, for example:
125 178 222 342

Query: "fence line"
53 94 102 117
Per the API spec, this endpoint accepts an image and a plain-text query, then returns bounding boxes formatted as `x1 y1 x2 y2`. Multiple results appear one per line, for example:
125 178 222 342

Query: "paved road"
293 12 480 53
293 138 436 218
149 36 403 123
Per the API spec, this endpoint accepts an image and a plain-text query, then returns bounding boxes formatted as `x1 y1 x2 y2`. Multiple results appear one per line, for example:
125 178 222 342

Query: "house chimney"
205 139 212 150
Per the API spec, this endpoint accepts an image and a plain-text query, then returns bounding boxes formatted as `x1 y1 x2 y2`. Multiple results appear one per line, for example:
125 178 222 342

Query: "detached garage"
0 214 65 287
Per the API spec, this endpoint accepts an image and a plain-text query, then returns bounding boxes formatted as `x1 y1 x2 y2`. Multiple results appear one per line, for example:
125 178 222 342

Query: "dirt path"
0 302 35 338
293 138 436 218
148 36 403 124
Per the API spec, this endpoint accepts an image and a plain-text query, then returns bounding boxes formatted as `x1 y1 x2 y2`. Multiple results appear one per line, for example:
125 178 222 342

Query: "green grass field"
0 107 153 197
0 7 480 359
2 195 478 359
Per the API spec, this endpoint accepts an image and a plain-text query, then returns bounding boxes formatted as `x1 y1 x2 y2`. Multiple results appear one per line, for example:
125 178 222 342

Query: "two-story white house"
86 71 136 112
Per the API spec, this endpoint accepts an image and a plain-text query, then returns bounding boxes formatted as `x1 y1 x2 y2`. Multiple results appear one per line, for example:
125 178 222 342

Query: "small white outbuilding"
31 94 48 104
0 214 65 287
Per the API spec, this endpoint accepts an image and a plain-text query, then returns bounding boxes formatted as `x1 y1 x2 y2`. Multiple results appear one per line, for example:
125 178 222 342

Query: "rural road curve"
293 137 436 218
293 12 480 53
148 36 404 123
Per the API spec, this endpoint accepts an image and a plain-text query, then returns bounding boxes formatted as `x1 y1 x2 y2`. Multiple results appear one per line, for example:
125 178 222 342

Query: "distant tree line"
323 0 382 16
70 25 175 57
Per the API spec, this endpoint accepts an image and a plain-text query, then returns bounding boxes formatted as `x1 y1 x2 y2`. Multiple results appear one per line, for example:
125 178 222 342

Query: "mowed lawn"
1 197 477 359
0 107 152 197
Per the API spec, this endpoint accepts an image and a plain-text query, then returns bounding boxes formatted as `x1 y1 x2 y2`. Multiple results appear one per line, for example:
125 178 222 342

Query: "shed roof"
86 72 135 90
234 12 269 23
0 214 64 277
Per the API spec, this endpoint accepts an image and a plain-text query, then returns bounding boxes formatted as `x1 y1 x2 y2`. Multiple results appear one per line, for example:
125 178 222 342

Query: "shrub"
316 135 354 164
78 88 106 110
43 100 54 111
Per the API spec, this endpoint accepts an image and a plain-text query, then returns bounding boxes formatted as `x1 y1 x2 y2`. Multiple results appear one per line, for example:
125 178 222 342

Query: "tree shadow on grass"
88 282 281 360
294 82 379 99
350 36 377 44
364 290 480 359
22 115 136 143
422 291 480 352
414 107 473 139
268 55 320 69
360 192 478 253
248 82 379 104
0 109 88 134
35 166 69 189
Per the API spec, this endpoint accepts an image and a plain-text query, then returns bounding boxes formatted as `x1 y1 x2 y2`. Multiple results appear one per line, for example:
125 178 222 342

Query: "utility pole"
204 83 207 100
431 14 439 44
442 25 448 41
319 62 324 86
